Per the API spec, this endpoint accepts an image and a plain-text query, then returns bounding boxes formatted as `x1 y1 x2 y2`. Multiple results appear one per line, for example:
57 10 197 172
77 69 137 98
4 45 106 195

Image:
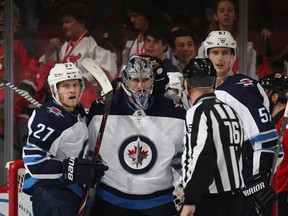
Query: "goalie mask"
121 56 155 110
48 63 85 105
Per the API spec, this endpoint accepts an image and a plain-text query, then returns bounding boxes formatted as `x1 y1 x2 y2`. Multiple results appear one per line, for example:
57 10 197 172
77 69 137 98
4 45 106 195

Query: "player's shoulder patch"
236 77 254 87
46 106 65 117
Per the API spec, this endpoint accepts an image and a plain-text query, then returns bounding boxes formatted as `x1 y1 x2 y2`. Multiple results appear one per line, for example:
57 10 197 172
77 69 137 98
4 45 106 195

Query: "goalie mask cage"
0 160 33 216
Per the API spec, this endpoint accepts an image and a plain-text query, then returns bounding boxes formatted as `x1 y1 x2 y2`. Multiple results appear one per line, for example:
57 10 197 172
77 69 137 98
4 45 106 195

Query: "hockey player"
179 58 247 216
259 73 288 216
22 63 108 216
203 30 280 216
88 56 186 215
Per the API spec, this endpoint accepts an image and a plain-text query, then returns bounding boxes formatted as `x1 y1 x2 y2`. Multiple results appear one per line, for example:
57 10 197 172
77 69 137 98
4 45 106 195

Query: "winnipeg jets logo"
128 137 149 168
119 135 157 174
47 106 64 117
236 78 253 87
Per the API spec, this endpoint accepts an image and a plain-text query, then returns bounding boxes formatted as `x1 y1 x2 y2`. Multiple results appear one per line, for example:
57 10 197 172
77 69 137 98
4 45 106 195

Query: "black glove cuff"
63 156 78 184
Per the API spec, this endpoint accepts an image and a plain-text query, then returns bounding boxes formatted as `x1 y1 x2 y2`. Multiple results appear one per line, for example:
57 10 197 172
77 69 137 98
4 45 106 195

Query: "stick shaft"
78 59 113 216
0 77 42 108
269 101 288 185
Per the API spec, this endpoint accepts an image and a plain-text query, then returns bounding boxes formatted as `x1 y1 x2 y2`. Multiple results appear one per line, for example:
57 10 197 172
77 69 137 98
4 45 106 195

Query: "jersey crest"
47 106 64 117
236 78 253 87
118 135 157 174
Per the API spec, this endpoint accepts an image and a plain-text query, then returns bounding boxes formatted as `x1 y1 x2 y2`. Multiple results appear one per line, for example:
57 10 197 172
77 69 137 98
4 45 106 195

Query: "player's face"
172 36 196 65
57 79 82 109
62 16 85 40
129 76 153 93
208 47 233 77
214 0 237 30
144 35 167 59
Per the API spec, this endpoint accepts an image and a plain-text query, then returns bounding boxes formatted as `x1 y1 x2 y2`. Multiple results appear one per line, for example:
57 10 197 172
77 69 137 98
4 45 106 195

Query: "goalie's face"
129 77 153 92
127 76 153 110
122 56 155 110
56 79 82 111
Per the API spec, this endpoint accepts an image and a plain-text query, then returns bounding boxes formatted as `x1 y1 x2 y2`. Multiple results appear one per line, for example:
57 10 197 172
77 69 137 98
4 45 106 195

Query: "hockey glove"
241 172 277 215
63 156 109 188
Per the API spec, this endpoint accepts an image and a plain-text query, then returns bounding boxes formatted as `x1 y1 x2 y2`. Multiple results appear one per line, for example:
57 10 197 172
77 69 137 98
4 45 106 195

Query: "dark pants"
90 195 176 216
278 190 288 216
32 185 81 216
194 191 247 216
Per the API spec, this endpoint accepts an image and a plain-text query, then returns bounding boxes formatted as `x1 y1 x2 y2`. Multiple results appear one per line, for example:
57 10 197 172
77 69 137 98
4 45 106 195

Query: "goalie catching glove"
63 156 109 188
241 172 277 215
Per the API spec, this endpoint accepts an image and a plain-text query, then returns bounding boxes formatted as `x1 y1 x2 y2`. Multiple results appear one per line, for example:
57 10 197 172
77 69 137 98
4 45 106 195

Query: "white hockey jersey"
88 92 186 209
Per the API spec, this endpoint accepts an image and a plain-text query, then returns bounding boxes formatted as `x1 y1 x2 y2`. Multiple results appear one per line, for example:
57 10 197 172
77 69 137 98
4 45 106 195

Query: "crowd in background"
0 0 287 162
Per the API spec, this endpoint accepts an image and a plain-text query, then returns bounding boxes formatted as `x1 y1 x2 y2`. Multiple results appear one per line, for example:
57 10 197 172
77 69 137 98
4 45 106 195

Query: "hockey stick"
269 99 288 185
0 77 42 108
77 58 113 216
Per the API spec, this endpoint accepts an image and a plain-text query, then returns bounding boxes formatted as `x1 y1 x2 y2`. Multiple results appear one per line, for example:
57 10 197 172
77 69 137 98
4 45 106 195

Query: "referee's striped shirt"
182 93 245 205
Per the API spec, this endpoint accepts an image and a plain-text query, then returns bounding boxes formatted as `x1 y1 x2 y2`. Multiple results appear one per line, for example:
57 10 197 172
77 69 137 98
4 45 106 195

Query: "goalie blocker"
241 172 277 215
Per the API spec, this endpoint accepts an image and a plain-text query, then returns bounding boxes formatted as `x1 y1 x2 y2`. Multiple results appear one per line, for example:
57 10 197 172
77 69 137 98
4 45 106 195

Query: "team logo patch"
47 106 64 117
236 78 253 87
118 135 157 174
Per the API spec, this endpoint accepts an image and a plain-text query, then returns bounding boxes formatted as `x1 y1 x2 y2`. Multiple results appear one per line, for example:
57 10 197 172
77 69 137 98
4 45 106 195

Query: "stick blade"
82 58 113 94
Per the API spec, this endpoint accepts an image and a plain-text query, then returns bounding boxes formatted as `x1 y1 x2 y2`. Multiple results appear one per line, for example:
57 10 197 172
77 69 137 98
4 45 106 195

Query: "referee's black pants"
194 190 247 216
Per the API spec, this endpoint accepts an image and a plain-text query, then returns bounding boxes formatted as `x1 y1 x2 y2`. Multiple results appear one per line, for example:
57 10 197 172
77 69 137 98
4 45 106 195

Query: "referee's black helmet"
183 58 216 88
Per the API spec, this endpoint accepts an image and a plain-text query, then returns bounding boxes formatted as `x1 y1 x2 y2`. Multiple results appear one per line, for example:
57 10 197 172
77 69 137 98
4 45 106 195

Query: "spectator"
36 1 117 111
88 56 186 215
203 30 280 216
14 0 39 34
143 25 179 79
121 0 165 67
248 0 272 41
144 25 173 66
179 58 247 216
171 28 198 72
22 62 108 216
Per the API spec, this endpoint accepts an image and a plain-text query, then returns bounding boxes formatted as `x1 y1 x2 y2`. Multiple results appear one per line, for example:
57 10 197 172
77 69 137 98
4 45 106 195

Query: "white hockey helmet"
121 55 155 110
203 30 237 57
164 72 184 104
48 63 85 103
167 72 184 95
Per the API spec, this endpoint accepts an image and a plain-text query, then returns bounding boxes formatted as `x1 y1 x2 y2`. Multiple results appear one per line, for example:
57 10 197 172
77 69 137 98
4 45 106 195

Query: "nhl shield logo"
118 135 157 174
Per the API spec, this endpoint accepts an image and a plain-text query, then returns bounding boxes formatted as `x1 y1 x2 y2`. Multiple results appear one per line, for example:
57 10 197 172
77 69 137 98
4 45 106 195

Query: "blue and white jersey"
215 73 279 177
22 100 89 197
88 91 186 209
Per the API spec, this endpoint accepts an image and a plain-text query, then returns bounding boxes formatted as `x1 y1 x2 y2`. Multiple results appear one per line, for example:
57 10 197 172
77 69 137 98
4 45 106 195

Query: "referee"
179 58 247 216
